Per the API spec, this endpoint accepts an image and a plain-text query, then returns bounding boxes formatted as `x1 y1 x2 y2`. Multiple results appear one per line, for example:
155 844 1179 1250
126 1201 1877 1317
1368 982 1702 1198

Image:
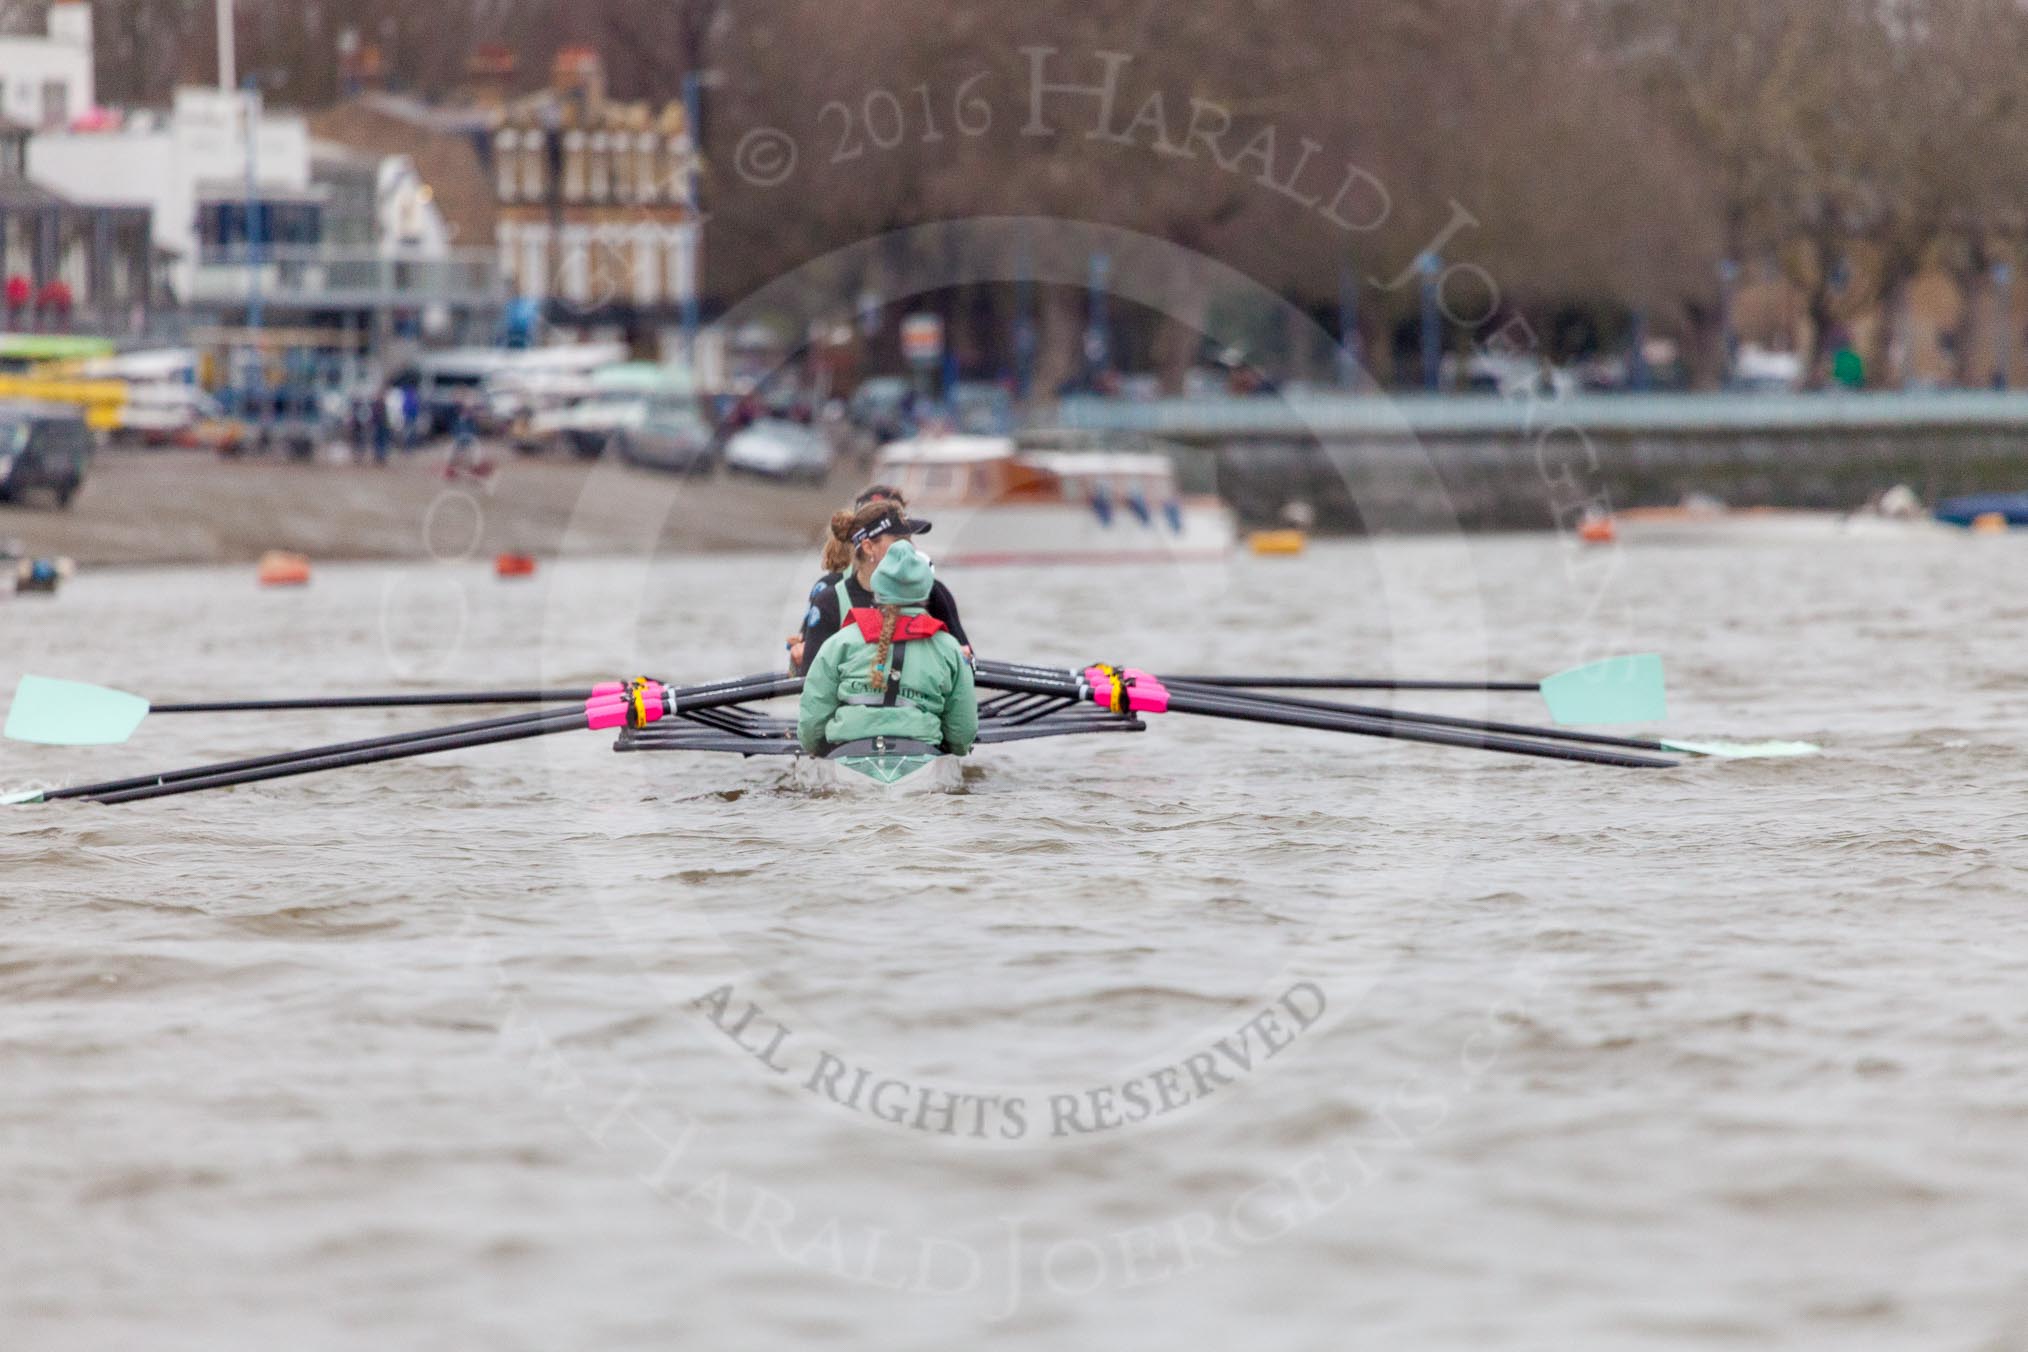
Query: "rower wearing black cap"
788 488 972 676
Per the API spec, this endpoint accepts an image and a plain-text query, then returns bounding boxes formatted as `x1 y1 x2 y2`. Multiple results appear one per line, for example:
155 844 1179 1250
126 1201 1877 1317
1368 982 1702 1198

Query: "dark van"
0 403 94 508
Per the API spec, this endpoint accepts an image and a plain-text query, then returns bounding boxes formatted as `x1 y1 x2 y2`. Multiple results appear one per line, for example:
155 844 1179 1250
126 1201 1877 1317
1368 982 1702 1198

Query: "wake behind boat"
1585 486 1952 544
786 746 966 795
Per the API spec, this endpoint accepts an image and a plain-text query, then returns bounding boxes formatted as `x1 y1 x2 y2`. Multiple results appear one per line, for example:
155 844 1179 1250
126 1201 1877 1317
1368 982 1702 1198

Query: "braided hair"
869 606 901 692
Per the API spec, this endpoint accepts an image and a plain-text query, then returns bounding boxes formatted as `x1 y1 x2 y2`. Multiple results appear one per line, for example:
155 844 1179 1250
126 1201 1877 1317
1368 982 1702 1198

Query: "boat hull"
913 498 1235 567
788 753 964 795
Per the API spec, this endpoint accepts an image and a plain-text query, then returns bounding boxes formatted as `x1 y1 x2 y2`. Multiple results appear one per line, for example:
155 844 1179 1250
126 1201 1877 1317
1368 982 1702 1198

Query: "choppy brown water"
5 533 2027 1350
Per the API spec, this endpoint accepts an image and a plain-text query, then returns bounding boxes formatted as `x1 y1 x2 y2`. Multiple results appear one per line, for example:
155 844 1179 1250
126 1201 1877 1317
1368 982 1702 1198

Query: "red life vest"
847 608 947 643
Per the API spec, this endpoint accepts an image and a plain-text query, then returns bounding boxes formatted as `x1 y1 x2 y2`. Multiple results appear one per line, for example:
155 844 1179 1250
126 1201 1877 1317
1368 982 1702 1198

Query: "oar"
974 664 1679 769
2 670 793 748
1166 676 1538 691
980 661 1814 763
6 707 573 805
5 675 152 746
1159 655 1669 727
1158 681 1816 762
141 670 793 715
80 710 594 805
6 674 802 806
1 675 617 747
149 689 608 713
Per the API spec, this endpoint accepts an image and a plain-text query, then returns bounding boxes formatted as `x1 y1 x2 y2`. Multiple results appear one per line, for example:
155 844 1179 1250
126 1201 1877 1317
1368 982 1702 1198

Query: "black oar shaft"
144 672 794 716
976 661 1666 757
44 708 569 802
55 672 804 807
974 666 1675 769
150 690 599 713
1163 676 1542 693
1163 681 1672 755
86 711 589 804
675 676 802 708
1165 689 1676 768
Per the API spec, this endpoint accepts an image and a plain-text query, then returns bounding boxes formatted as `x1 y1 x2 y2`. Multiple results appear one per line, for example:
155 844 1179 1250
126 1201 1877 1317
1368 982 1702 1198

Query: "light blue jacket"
797 611 978 755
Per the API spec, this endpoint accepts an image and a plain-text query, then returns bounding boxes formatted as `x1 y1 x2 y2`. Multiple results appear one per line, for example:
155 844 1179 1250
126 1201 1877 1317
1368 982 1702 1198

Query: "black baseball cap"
850 505 932 546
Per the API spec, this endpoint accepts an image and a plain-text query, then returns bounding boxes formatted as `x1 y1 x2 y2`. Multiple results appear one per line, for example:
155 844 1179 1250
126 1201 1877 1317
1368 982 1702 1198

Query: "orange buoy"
495 553 538 578
257 551 312 587
1972 511 2011 535
1578 513 1618 545
1247 529 1308 556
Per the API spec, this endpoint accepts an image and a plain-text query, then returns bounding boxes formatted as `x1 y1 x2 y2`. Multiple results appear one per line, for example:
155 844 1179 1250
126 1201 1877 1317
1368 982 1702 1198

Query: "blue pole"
1086 250 1111 387
1628 309 1651 391
243 76 266 432
1014 241 1035 400
1717 257 1740 387
1337 262 1360 388
1418 251 1442 392
681 72 703 362
1994 261 2014 390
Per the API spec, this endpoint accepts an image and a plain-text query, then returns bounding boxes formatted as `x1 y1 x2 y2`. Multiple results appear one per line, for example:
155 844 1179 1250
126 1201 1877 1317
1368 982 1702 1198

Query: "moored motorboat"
869 435 1235 565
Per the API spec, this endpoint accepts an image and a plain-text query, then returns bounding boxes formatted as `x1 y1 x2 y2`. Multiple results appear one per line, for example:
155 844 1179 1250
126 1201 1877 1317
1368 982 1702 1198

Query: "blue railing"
1052 391 2028 438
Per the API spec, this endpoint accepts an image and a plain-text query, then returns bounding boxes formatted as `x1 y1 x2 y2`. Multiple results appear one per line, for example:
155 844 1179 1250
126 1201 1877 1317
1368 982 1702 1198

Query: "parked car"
120 384 226 446
723 418 834 482
612 403 718 476
845 376 918 448
0 403 94 508
392 345 627 440
527 364 698 459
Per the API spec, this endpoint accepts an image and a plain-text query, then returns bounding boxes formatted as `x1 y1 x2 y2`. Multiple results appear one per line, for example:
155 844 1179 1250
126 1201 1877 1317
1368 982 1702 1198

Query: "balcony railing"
187 246 507 311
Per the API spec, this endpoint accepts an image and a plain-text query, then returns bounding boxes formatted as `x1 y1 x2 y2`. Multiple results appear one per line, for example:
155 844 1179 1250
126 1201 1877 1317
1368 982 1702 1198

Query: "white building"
29 87 312 299
0 0 94 129
378 156 453 257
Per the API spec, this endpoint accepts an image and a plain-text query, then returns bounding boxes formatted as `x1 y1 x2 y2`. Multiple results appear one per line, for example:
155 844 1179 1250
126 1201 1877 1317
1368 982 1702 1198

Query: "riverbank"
0 446 849 566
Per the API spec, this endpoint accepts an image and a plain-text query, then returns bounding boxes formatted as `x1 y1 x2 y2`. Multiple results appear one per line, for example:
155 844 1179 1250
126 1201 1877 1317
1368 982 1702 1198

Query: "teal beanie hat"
871 540 934 606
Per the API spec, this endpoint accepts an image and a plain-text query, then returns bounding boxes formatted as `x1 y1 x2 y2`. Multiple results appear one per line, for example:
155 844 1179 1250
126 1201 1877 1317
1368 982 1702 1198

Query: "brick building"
484 49 699 327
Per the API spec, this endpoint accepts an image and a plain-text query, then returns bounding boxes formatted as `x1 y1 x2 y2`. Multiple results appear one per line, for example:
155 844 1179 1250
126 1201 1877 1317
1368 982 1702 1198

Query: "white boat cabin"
867 435 1234 564
874 436 1184 513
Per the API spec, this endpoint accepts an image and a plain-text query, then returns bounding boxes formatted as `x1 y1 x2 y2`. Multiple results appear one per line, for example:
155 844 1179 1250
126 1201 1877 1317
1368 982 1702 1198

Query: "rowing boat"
616 684 1151 791
1 655 1820 808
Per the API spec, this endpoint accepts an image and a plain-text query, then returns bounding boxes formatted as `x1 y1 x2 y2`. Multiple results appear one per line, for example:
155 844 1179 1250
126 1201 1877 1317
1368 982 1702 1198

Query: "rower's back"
797 543 977 758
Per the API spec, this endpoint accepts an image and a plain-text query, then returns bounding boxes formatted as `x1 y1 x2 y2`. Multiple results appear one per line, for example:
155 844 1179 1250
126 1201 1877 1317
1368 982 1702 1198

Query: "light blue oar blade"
4 675 151 746
1539 654 1667 727
1 788 46 805
1662 739 1821 760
